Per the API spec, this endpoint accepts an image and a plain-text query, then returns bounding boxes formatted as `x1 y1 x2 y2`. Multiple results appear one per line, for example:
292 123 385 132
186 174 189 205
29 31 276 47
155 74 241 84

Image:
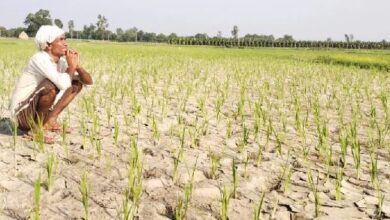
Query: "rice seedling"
29 116 46 152
175 158 197 219
113 116 120 145
46 152 58 191
121 189 134 220
79 171 90 220
173 155 181 184
265 118 273 150
335 168 343 201
232 159 238 198
151 115 159 144
370 153 379 189
61 117 69 156
106 102 112 127
127 137 143 209
208 151 220 179
349 119 361 179
12 118 17 148
220 185 231 220
307 171 320 217
376 191 385 219
253 192 265 220
239 123 249 153
79 113 88 148
215 93 225 121
236 85 246 120
200 119 209 136
94 139 102 159
253 114 261 139
339 127 348 167
31 175 41 220
173 127 186 183
243 152 249 179
280 152 292 193
270 196 279 219
131 93 141 117
197 96 206 116
274 130 285 156
188 126 199 148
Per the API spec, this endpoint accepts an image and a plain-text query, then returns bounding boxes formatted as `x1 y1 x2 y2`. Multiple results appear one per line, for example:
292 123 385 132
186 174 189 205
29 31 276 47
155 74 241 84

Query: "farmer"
9 25 93 143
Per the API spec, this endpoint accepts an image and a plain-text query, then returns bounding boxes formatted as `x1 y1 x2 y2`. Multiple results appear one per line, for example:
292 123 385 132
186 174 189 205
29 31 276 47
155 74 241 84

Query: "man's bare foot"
44 120 72 134
23 131 55 144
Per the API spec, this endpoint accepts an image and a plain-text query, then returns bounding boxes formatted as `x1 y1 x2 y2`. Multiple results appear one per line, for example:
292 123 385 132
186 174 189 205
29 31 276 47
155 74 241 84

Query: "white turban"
34 25 65 50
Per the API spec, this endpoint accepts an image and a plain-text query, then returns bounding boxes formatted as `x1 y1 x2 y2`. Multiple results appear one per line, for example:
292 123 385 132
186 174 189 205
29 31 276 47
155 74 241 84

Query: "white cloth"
35 25 65 50
9 51 73 118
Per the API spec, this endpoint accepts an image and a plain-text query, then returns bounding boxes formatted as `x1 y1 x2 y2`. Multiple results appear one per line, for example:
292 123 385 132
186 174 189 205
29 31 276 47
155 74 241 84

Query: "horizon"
0 0 389 41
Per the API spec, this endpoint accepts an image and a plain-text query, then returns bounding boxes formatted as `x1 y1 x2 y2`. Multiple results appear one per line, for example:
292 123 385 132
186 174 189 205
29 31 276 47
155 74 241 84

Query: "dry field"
1 39 390 219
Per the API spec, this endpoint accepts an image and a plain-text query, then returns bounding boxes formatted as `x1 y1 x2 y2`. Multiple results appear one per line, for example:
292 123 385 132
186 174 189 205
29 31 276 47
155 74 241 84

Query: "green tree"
54 18 63 28
156 33 167 42
125 27 138 42
0 26 6 37
277 34 294 42
195 33 209 39
217 31 223 38
96 14 109 40
143 32 157 42
137 30 144 42
24 9 53 36
344 34 350 43
116 28 124 41
68 20 74 38
82 24 96 39
231 25 239 39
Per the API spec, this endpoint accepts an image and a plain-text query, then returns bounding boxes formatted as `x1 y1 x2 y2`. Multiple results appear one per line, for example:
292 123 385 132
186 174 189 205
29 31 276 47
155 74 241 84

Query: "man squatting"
9 25 93 144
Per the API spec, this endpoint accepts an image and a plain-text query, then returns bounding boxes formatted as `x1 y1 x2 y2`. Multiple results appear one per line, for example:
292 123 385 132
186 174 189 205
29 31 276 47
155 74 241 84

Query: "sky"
0 0 389 41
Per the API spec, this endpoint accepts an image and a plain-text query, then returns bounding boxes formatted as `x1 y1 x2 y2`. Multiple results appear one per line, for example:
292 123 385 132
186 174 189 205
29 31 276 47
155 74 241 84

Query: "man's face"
47 34 68 57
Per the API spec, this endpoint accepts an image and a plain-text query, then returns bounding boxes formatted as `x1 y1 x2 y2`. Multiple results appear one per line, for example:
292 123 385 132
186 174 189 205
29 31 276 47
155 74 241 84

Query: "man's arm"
67 49 93 85
76 66 93 85
66 66 77 78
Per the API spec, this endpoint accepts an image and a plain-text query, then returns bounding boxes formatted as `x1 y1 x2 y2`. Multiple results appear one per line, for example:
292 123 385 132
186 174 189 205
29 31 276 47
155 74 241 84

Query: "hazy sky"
0 0 389 41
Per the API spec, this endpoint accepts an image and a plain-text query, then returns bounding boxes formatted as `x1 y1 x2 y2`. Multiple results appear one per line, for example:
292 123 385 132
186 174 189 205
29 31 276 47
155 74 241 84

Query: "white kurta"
9 51 73 118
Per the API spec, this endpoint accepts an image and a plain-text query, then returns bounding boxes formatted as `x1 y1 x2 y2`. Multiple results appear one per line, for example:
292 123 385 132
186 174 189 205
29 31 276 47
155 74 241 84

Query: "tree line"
0 9 389 49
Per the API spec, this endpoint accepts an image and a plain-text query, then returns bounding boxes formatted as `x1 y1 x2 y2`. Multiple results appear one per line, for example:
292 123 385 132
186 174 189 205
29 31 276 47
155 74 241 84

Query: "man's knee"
71 80 83 93
39 79 59 96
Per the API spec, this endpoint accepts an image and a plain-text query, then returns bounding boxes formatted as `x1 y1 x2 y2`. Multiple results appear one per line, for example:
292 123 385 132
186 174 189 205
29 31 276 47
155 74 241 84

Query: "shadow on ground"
0 117 23 136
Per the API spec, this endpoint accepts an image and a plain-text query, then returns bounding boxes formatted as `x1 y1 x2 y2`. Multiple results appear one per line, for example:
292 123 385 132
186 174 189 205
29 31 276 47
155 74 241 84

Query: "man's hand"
66 48 93 85
65 49 79 78
65 49 79 72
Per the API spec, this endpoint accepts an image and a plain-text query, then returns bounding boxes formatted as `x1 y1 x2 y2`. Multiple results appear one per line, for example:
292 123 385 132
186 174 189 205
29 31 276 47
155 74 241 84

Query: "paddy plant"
30 117 46 152
307 171 320 217
281 152 292 193
232 159 238 198
370 153 379 189
253 192 265 220
335 168 344 201
127 137 143 209
61 117 69 155
79 171 90 220
46 152 58 191
31 175 41 220
175 159 197 220
208 151 221 179
339 128 349 167
349 119 361 179
220 185 231 220
121 190 134 220
113 116 120 145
